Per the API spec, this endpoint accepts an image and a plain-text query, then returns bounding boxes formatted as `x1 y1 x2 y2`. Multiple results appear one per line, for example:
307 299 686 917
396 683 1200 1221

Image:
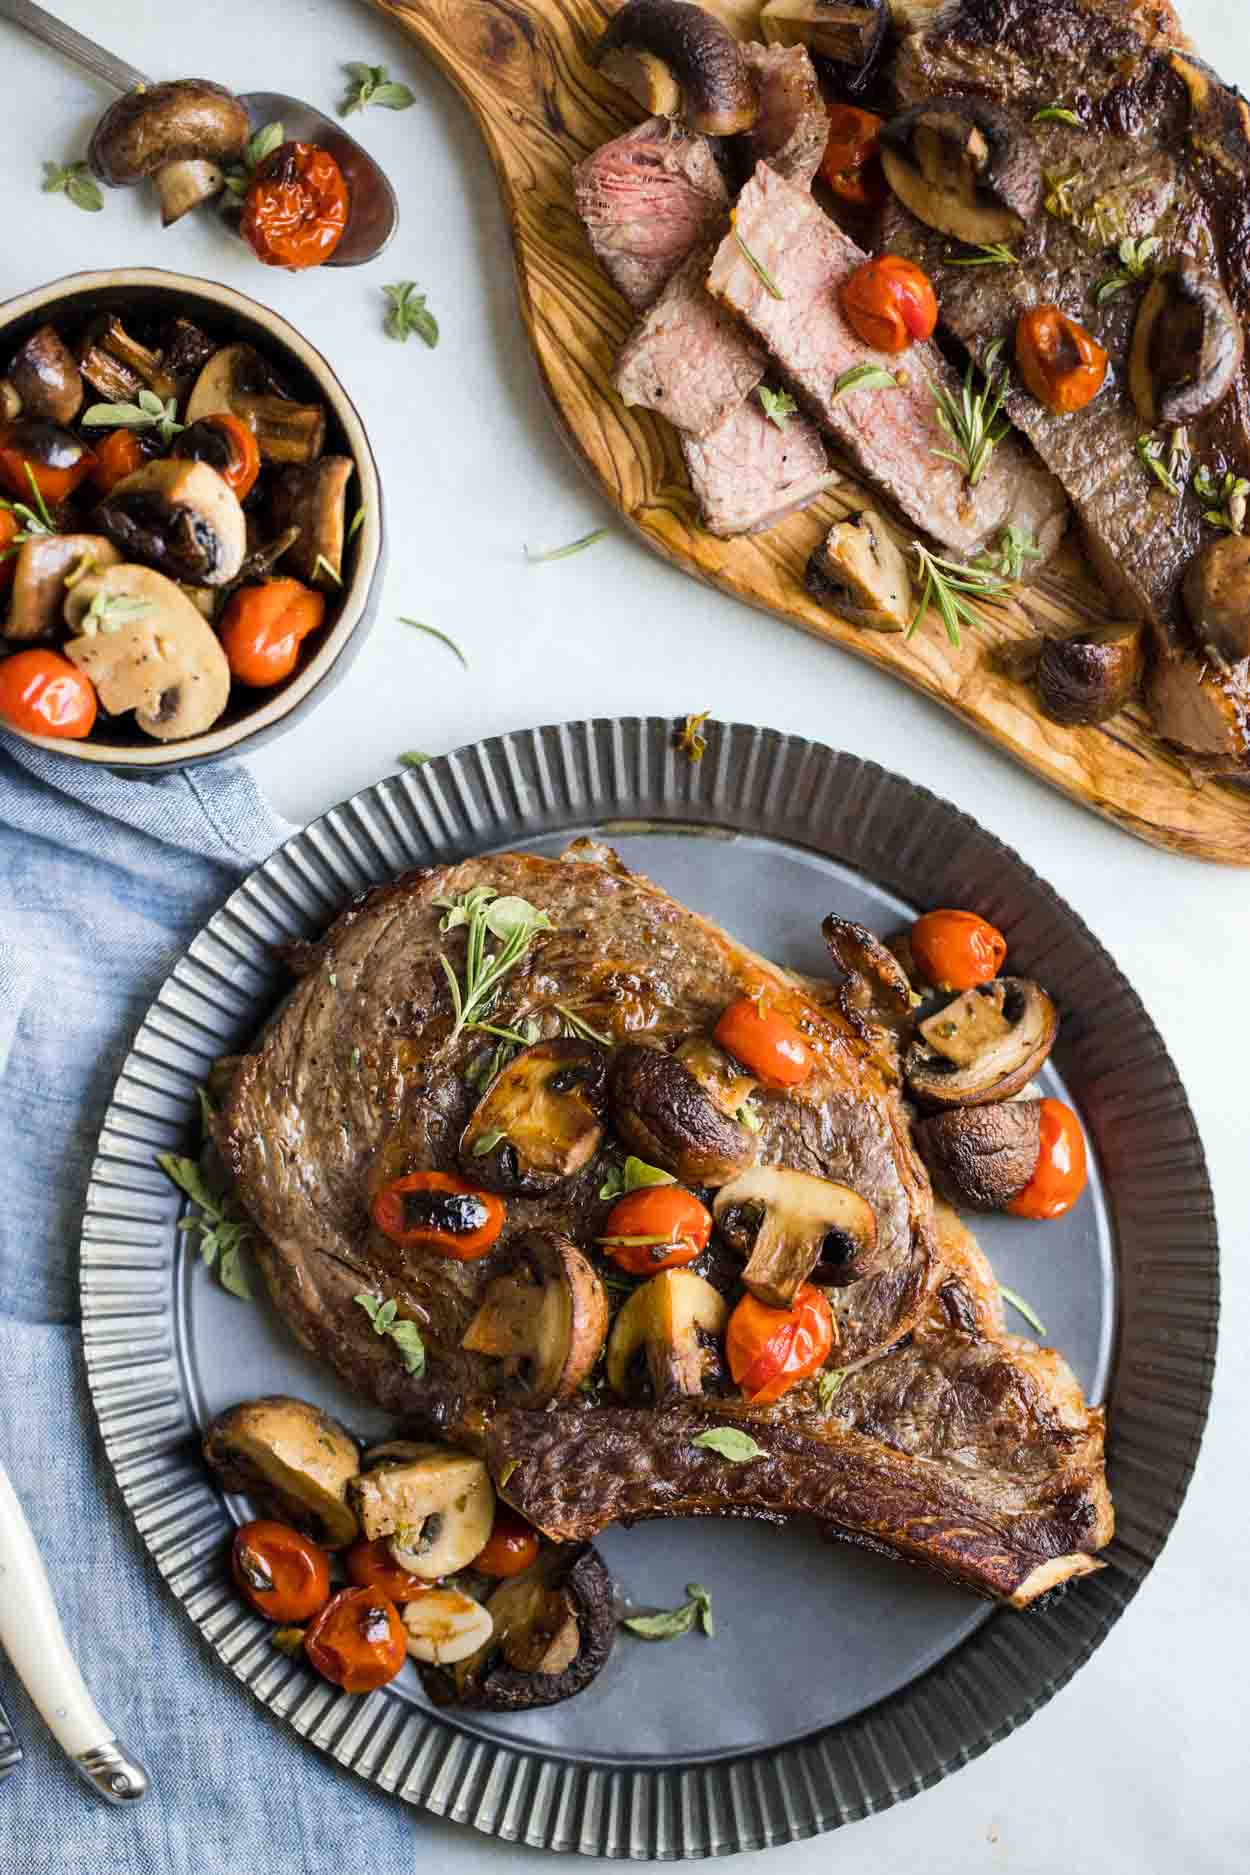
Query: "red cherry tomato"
714 998 813 1088
345 1536 430 1604
0 420 96 504
599 1186 712 1275
231 1519 332 1624
371 1170 505 1259
818 104 886 210
840 255 939 354
173 412 261 499
1015 305 1108 415
303 1586 407 1692
910 909 1008 991
0 649 97 739
1007 1098 1088 1220
726 1284 834 1405
471 1507 541 1578
241 141 349 269
89 427 146 496
219 577 326 688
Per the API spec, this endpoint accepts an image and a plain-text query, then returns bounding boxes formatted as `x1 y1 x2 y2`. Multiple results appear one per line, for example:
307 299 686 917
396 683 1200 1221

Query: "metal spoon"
0 0 398 265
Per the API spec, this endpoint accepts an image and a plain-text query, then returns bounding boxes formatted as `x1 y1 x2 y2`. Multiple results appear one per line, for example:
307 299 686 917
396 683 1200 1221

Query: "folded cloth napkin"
0 740 483 1875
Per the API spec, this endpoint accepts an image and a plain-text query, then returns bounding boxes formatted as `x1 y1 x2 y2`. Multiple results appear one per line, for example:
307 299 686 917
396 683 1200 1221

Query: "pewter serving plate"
79 720 1218 1857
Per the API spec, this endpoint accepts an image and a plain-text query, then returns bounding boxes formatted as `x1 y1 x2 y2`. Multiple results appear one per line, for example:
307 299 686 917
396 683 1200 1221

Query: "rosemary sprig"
1093 234 1161 304
757 386 797 429
972 524 1042 582
945 243 1018 268
908 544 1009 648
1136 431 1184 498
733 227 784 299
1193 464 1249 534
399 616 467 667
929 339 1010 488
433 884 552 1045
77 591 154 637
156 1153 253 1300
555 1003 612 1045
0 466 58 559
525 528 608 562
999 1284 1046 1337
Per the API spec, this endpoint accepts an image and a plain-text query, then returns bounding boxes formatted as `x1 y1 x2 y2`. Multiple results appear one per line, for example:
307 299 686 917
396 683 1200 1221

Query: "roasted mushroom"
460 1039 608 1194
593 0 760 136
1129 262 1243 427
880 98 1042 245
269 457 357 590
63 563 231 740
1037 623 1143 726
606 1268 729 1401
1183 535 1250 663
76 317 176 407
89 79 251 225
916 1100 1043 1210
2 324 83 426
1147 652 1250 768
3 535 119 642
822 915 914 1020
806 510 912 633
425 1545 616 1711
185 344 326 464
609 1042 757 1187
760 0 887 78
160 316 218 398
94 459 247 586
906 978 1058 1107
714 1165 877 1304
461 1231 608 1404
202 1395 360 1548
349 1440 495 1578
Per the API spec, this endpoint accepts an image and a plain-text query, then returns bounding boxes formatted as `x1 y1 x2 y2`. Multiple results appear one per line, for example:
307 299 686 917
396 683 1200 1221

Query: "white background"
1 2 1246 1869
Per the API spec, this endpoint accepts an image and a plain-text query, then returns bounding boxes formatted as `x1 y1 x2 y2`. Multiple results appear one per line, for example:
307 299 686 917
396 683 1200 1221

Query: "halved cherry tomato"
372 1170 505 1259
1015 305 1107 414
90 426 145 496
0 507 17 592
714 998 813 1088
173 412 261 499
303 1586 407 1692
819 104 886 210
726 1284 834 1406
1007 1098 1088 1220
0 649 97 739
231 1519 332 1624
218 577 326 688
840 255 939 354
599 1186 712 1275
241 141 349 270
910 909 1007 991
471 1507 541 1579
345 1536 430 1604
0 419 96 504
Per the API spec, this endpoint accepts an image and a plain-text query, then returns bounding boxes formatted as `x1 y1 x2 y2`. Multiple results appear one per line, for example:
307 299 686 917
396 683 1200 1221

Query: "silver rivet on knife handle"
73 1740 151 1805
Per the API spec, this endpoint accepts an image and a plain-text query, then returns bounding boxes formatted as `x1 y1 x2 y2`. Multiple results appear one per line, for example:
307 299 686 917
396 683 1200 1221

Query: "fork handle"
0 0 147 91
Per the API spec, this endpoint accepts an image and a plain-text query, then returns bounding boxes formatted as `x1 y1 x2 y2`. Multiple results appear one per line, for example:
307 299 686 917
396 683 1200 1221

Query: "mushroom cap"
714 1164 877 1306
1037 624 1142 727
431 1545 616 1712
594 0 760 136
461 1230 608 1405
606 1268 728 1400
202 1394 360 1548
89 80 250 186
63 562 231 741
609 1042 757 1187
460 1038 608 1195
1129 261 1244 428
880 97 1042 245
94 458 247 588
1182 535 1250 664
6 323 83 427
4 534 119 644
807 510 912 633
916 1100 1043 1210
906 978 1058 1108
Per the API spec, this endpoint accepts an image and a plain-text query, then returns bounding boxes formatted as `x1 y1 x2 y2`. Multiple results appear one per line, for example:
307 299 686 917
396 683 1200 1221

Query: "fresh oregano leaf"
691 1427 763 1462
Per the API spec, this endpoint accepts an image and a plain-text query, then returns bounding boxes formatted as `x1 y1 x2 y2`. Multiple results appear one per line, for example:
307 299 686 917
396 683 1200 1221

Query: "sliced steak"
707 163 1069 560
572 116 729 313
682 392 832 535
741 41 830 188
614 242 766 436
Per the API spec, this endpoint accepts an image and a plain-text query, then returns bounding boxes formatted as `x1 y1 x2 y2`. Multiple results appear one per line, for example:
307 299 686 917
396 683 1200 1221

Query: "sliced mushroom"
3 535 119 642
1037 623 1143 726
806 511 912 633
609 1042 757 1187
433 1545 616 1711
606 1268 728 1401
1183 535 1250 663
1129 262 1243 427
760 0 887 77
94 459 246 586
714 1165 877 1305
461 1231 608 1405
460 1038 608 1194
403 1588 495 1665
160 316 218 398
349 1440 495 1577
906 978 1058 1107
202 1395 360 1548
89 79 250 224
593 0 759 136
76 316 176 406
269 457 356 589
916 1101 1043 1210
822 916 914 1021
672 1034 757 1113
880 98 1042 245
3 324 83 426
63 562 231 740
185 344 326 464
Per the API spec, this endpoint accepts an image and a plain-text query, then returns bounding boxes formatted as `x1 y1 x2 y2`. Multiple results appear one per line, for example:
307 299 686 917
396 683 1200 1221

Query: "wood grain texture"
370 0 1250 863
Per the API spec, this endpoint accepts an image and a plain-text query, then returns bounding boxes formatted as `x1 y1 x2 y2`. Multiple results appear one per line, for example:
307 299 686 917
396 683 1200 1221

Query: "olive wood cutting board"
370 0 1250 864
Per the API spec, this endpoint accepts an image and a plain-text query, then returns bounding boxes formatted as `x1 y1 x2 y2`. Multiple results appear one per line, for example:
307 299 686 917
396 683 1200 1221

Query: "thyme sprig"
972 524 1042 583
757 386 797 429
434 885 552 1046
340 62 416 116
156 1152 253 1300
1094 234 1161 304
383 281 439 348
945 242 1018 268
1136 431 1184 498
908 545 1010 648
929 339 1010 488
675 710 710 761
1193 464 1249 534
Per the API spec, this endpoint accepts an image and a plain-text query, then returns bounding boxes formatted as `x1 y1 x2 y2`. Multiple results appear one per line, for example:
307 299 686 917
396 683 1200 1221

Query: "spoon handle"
0 0 147 92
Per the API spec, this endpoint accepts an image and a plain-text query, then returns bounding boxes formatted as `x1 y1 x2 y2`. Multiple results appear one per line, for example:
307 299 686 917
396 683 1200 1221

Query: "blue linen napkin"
0 739 488 1874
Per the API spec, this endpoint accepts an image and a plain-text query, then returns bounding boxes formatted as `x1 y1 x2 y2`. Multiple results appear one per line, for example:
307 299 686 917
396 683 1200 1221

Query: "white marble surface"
1 1 1246 1867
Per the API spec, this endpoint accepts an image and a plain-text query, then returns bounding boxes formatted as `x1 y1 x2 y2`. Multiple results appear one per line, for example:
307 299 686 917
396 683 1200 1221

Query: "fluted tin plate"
79 721 1218 1856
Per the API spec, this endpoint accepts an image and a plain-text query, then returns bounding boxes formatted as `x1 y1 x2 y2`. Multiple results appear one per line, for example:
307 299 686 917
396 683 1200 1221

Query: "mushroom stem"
154 156 226 226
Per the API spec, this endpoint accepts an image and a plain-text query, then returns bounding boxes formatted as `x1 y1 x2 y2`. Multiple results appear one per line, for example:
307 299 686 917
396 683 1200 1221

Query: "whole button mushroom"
1037 622 1143 726
89 80 251 225
1129 261 1244 428
593 0 760 135
93 458 247 587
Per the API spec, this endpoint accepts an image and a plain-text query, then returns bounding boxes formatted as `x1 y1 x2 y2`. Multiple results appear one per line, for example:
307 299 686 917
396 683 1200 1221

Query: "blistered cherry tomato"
173 412 261 499
372 1170 505 1259
1007 1098 1088 1220
819 104 886 210
241 141 349 269
303 1586 406 1692
599 1186 712 1276
219 577 326 688
1015 306 1107 414
0 649 97 739
90 427 145 496
0 419 96 504
714 998 813 1088
345 1536 430 1604
910 909 1007 990
0 507 17 592
840 255 939 354
471 1507 541 1578
231 1519 332 1624
726 1284 834 1406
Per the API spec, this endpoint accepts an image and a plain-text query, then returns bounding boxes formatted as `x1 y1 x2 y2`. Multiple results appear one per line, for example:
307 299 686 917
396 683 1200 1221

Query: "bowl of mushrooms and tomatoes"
0 267 383 769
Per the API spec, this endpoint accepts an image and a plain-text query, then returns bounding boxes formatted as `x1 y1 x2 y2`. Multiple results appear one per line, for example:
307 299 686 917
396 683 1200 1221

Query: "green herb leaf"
625 1156 677 1192
42 159 102 212
690 1581 714 1636
818 1367 846 1410
525 528 609 563
0 468 60 554
78 590 155 637
347 505 366 542
907 543 1009 648
222 123 285 201
383 280 439 347
388 1318 427 1377
736 1100 762 1134
833 364 901 401
472 1127 506 1157
398 616 467 668
1192 464 1249 534
597 1233 679 1249
945 243 1018 268
1033 105 1082 125
81 393 182 443
271 1626 307 1656
999 1284 1047 1337
157 1152 253 1301
733 227 784 299
1136 432 1183 498
972 524 1042 583
433 886 553 1045
498 1458 519 1488
399 750 432 767
621 1582 715 1641
341 62 415 115
929 342 1010 487
691 1427 763 1463
757 386 797 429
1093 233 1161 303
218 1244 253 1300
